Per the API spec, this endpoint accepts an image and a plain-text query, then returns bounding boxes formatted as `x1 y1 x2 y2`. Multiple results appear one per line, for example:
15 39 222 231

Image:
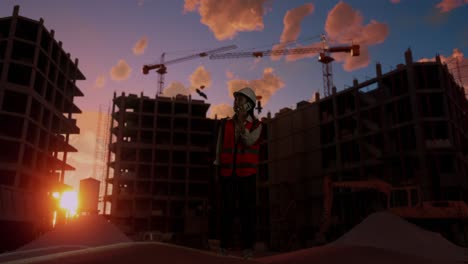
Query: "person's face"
234 94 248 112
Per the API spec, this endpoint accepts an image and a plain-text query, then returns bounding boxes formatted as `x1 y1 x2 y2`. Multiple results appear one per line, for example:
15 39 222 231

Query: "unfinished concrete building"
0 6 84 250
103 49 467 250
262 101 322 251
317 49 468 245
105 93 215 245
261 49 468 250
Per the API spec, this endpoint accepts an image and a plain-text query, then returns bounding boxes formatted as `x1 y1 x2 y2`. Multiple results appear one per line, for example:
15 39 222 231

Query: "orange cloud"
110 59 132 81
324 1 389 71
161 66 213 98
226 70 235 79
390 0 400 3
272 3 314 61
284 41 322 61
281 3 314 43
419 48 464 64
436 0 468 13
183 0 268 40
94 75 106 88
227 67 284 106
163 81 190 97
208 103 235 119
333 45 371 71
189 65 212 92
132 37 148 55
68 132 97 166
184 0 199 12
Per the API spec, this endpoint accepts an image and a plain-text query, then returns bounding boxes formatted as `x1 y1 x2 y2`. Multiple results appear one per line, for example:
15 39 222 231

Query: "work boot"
242 249 254 260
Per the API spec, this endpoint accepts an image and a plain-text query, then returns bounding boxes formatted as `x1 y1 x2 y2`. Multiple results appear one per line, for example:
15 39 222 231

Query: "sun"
59 191 79 217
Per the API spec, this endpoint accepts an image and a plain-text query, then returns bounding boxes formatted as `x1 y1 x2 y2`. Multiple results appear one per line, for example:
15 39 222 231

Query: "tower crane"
209 37 359 97
143 45 237 95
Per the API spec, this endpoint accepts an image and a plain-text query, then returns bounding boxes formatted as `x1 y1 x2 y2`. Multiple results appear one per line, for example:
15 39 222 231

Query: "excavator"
317 176 468 243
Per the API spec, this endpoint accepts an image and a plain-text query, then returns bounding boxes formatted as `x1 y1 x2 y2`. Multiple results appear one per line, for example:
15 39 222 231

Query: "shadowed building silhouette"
0 5 84 251
261 48 468 250
104 93 215 248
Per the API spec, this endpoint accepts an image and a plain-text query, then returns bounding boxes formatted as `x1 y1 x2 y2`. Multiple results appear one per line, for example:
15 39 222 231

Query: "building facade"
105 92 215 246
258 49 468 250
317 49 468 244
103 49 467 250
0 6 84 251
262 101 322 250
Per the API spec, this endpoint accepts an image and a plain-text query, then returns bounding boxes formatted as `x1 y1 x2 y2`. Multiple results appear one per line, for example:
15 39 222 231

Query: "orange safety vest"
220 119 261 177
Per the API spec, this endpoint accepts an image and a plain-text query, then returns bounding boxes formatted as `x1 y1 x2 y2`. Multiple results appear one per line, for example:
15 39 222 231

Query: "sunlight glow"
52 210 57 228
59 191 79 217
52 192 60 199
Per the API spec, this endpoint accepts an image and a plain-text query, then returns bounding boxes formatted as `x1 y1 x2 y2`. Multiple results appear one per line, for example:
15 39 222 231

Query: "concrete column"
405 48 431 200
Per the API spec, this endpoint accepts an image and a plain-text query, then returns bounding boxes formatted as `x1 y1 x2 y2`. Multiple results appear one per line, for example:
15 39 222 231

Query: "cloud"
161 66 213 98
418 48 468 96
226 70 235 79
390 0 400 3
324 1 389 71
94 75 106 88
333 45 370 71
68 132 97 166
162 81 190 97
132 37 148 55
184 0 199 12
268 2 387 71
426 8 451 25
208 103 235 119
418 48 464 64
189 65 212 92
284 41 322 61
280 3 314 43
110 59 132 81
227 67 284 106
435 0 468 13
271 3 314 60
183 0 268 40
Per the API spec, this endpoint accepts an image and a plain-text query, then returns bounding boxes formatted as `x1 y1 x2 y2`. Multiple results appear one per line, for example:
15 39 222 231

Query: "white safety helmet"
233 87 256 106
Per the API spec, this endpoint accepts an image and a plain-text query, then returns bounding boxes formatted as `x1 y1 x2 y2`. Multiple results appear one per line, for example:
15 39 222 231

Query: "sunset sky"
1 0 467 192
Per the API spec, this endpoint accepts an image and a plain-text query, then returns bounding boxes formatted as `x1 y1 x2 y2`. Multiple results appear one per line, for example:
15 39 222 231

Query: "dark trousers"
220 175 256 250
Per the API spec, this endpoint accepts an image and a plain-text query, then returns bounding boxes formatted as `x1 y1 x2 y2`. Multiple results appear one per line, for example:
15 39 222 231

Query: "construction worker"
214 87 262 259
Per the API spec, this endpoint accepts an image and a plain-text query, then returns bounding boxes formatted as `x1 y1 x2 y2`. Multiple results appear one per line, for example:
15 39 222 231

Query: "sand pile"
3 242 260 264
258 245 453 264
19 215 131 250
3 212 466 264
258 211 466 264
331 211 466 262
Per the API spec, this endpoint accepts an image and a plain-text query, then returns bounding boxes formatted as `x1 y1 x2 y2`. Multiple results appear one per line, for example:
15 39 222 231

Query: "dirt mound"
9 242 260 264
331 211 466 262
19 215 131 251
257 245 453 264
